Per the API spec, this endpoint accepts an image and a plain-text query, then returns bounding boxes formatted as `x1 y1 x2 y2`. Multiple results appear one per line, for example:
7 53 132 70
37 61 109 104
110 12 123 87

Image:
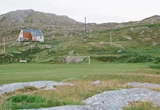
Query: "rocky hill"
98 15 160 29
0 9 83 38
1 9 160 34
0 9 79 28
141 15 160 24
1 9 160 30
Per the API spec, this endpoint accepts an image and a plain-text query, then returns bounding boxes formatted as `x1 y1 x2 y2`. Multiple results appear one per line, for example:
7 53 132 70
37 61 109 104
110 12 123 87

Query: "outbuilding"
17 29 44 42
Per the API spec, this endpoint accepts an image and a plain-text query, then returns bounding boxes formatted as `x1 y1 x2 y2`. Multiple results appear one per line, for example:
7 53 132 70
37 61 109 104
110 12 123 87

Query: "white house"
17 29 44 42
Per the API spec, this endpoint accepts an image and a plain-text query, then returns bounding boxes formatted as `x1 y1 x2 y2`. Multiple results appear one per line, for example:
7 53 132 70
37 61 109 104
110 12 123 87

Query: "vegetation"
123 101 160 110
0 63 160 109
0 10 160 109
2 94 81 110
149 64 160 69
0 63 150 84
3 95 47 109
17 86 38 93
0 47 47 64
1 18 160 64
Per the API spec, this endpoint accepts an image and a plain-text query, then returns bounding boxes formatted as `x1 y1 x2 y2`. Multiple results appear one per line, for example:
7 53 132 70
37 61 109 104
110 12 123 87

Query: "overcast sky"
0 0 160 23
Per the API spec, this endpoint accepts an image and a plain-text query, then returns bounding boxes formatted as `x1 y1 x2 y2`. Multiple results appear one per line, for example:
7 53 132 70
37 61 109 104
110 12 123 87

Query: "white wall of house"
38 36 44 42
32 36 37 41
17 30 23 42
38 30 44 42
32 36 44 42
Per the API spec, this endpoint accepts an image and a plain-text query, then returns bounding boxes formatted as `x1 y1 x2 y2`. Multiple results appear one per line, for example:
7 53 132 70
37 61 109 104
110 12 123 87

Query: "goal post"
66 56 90 64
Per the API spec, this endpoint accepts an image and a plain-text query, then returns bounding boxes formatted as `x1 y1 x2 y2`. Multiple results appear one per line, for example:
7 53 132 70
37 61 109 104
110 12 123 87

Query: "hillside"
97 15 160 29
0 9 82 37
0 9 79 27
0 9 160 64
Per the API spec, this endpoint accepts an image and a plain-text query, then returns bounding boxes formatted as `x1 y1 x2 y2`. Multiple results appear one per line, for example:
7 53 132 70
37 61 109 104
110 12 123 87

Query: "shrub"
92 56 119 62
0 47 44 64
119 54 153 63
7 95 45 103
88 49 108 54
127 55 153 63
123 101 160 110
149 65 160 69
155 57 160 64
3 94 82 109
17 86 38 92
2 95 47 109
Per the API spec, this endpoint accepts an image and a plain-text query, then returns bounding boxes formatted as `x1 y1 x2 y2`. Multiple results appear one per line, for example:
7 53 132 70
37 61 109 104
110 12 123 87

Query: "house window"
40 37 42 39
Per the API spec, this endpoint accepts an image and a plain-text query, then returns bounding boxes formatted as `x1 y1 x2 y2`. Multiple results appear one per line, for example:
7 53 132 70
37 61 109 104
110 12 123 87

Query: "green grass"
2 94 82 110
129 47 160 57
123 101 160 110
1 63 160 109
149 64 160 69
2 94 81 110
2 22 160 64
1 18 160 110
0 63 147 84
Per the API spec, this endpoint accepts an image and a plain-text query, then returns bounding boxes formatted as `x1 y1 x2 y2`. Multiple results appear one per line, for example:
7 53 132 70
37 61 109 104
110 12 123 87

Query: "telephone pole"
110 31 112 46
3 36 6 55
85 17 87 34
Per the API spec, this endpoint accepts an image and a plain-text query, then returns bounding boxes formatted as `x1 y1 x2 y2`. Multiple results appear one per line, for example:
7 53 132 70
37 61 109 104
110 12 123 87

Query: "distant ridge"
0 9 160 30
0 9 79 27
97 15 160 29
141 15 160 24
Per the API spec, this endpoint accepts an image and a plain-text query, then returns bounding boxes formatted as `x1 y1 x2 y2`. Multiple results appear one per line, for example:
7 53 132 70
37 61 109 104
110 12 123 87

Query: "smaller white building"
18 29 44 42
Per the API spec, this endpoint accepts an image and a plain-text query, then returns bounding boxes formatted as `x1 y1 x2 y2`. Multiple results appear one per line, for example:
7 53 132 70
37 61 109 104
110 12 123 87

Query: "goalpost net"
66 56 90 64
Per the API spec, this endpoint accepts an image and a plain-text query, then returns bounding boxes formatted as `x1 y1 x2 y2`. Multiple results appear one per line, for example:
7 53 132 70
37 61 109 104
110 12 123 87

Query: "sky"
0 0 160 23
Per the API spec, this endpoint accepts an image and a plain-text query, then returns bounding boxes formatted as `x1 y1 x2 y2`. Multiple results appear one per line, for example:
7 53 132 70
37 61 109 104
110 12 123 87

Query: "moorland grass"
0 63 160 109
4 72 160 109
123 101 160 110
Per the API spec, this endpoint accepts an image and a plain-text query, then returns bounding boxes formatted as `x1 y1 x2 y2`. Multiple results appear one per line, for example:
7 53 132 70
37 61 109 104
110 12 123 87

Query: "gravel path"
0 81 74 95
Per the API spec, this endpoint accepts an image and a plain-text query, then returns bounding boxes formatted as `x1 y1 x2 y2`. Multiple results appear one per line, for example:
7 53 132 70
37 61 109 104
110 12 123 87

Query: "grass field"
0 63 149 85
0 62 160 109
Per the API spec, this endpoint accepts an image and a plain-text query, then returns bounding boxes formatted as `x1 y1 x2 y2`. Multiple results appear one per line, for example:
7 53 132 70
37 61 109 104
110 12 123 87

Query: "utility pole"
110 31 112 46
85 17 87 34
3 36 6 55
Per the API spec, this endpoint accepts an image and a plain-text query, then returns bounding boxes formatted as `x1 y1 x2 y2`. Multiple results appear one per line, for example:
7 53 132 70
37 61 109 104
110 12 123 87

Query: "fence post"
10 58 12 63
88 56 91 64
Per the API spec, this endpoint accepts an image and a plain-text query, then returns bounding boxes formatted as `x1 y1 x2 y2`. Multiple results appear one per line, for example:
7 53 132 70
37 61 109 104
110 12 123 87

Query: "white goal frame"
66 56 90 64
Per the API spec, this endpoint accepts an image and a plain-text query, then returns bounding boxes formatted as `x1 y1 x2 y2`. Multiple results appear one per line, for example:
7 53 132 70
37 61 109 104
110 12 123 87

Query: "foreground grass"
123 101 160 110
0 63 160 109
3 72 160 109
2 94 81 110
2 73 160 109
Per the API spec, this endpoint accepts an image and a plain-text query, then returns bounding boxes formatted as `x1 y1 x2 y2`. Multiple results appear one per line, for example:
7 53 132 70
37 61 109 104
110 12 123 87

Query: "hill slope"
98 15 160 29
0 9 79 27
0 10 160 64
